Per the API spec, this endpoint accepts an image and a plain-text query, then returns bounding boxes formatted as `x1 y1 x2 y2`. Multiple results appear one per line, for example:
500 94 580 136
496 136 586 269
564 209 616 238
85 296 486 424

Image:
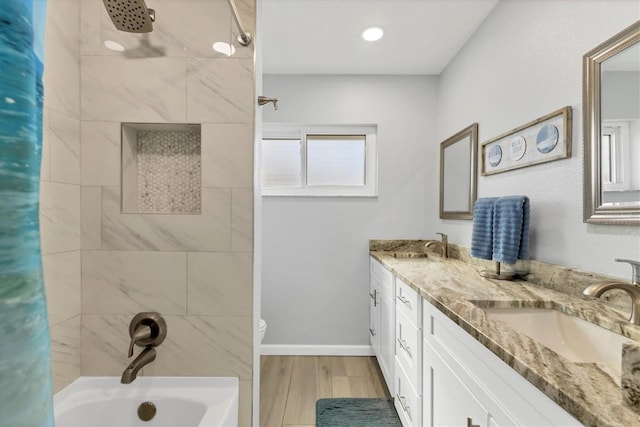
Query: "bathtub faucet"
121 347 156 384
121 312 167 384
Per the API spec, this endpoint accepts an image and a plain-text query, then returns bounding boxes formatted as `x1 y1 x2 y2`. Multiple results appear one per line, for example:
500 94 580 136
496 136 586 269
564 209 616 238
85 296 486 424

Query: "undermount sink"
481 307 630 365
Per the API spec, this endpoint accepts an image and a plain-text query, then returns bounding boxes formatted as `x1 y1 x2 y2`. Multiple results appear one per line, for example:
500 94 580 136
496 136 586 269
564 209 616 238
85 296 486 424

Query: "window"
261 124 377 196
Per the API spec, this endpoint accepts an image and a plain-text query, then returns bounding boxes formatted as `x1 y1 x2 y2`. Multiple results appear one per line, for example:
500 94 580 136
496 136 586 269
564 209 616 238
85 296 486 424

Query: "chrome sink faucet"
425 232 448 258
583 259 640 325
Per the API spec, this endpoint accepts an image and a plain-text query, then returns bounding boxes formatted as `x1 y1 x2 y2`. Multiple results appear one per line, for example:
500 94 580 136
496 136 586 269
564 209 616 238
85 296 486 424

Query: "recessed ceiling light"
104 40 125 52
362 26 384 42
212 41 236 56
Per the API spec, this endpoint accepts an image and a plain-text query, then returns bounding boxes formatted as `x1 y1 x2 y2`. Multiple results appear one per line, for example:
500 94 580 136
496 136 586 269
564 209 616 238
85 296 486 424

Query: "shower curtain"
0 0 53 425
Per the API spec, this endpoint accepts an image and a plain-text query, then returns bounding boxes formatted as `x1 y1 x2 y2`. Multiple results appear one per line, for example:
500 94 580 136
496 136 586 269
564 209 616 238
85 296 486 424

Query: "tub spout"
121 347 156 384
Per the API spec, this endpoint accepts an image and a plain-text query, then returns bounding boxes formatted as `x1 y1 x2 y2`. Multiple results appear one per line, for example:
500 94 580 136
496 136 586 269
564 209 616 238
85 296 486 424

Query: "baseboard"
260 344 375 356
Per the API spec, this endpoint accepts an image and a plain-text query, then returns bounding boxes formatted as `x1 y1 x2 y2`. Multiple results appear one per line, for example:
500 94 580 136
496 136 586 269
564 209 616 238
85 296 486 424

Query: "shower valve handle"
127 312 167 357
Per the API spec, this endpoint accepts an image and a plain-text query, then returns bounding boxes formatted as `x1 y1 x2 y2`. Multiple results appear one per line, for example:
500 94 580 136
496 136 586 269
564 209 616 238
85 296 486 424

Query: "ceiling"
261 0 499 75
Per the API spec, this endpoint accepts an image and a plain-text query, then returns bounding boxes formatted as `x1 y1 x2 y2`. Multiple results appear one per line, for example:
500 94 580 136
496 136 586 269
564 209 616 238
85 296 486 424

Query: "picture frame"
439 123 478 220
481 106 572 176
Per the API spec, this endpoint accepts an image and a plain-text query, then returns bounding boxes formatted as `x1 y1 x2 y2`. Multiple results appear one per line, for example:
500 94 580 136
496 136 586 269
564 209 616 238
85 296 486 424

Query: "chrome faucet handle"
615 259 640 286
436 232 448 243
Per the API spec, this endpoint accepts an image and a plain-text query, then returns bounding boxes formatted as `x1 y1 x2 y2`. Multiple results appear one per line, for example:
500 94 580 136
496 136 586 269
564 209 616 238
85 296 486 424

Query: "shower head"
103 0 155 33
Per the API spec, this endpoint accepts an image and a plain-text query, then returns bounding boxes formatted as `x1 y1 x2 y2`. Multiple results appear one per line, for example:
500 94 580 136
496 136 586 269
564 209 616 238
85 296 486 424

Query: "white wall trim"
261 344 375 356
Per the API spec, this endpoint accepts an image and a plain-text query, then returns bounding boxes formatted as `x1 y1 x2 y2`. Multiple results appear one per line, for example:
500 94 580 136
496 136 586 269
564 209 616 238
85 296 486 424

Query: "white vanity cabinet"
422 299 582 427
370 258 581 427
394 277 422 427
369 257 395 388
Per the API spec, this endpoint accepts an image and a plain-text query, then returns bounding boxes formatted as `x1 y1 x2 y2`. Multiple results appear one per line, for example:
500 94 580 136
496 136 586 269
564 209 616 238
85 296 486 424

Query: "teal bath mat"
316 398 402 427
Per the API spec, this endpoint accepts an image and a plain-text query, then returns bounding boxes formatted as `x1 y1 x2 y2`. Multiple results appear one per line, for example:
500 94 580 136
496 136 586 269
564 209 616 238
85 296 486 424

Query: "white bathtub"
54 377 238 427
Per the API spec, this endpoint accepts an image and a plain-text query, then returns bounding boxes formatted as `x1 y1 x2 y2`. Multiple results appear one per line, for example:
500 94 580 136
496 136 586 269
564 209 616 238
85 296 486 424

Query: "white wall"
262 75 437 346
434 0 640 280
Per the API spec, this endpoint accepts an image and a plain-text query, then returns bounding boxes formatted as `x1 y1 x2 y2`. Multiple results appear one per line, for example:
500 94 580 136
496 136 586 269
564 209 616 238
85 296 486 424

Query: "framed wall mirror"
583 21 640 224
439 123 478 219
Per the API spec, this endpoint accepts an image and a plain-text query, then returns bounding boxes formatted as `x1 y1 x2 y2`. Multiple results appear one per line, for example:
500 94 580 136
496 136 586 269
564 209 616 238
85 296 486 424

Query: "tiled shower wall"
42 0 82 393
41 0 254 422
79 0 255 422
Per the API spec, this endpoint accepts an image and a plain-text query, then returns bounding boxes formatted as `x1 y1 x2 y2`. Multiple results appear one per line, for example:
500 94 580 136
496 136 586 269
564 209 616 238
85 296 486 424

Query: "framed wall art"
481 106 572 176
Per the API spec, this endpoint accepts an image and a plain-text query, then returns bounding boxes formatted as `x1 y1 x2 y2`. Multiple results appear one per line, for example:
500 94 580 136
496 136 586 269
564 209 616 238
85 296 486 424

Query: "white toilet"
259 318 267 343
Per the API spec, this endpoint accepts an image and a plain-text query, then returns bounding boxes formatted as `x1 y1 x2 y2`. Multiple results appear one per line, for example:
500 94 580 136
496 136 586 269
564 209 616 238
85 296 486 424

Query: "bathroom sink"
481 307 630 365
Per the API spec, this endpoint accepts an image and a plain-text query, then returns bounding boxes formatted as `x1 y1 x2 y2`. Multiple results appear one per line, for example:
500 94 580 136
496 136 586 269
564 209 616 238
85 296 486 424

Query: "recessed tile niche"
122 123 202 214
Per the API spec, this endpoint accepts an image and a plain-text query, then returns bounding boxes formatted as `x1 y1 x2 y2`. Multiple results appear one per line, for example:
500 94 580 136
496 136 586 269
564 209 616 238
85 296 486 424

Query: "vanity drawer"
371 257 393 286
396 277 420 325
394 357 422 427
395 309 422 391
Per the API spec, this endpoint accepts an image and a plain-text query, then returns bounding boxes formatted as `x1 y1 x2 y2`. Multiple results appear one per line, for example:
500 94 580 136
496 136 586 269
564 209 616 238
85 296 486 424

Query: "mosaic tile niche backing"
122 124 202 214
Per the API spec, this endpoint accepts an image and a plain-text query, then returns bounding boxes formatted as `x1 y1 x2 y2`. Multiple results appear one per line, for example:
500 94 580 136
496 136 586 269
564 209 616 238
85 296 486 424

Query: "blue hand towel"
492 196 530 264
470 197 498 260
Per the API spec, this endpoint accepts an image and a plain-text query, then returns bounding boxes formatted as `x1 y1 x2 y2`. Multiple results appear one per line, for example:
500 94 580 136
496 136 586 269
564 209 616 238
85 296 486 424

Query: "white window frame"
261 124 378 197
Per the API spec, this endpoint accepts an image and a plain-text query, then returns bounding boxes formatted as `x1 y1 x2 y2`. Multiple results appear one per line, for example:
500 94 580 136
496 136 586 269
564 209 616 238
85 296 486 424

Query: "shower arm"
227 0 252 46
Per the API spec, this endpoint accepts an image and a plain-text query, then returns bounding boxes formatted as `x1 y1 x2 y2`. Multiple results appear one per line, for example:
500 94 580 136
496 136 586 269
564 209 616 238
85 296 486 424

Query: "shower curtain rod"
228 0 252 46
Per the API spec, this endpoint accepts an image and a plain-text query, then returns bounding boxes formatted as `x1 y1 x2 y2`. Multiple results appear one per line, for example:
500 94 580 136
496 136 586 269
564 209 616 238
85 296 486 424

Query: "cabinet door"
395 309 421 390
369 279 381 354
379 280 394 387
423 340 488 427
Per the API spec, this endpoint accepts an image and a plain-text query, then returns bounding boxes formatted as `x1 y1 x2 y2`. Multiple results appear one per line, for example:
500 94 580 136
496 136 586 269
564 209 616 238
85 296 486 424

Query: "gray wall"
435 0 640 280
262 1 640 348
262 75 438 346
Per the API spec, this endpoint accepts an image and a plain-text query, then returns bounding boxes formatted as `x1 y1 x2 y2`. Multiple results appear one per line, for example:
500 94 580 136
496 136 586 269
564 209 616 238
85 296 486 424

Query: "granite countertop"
369 249 640 427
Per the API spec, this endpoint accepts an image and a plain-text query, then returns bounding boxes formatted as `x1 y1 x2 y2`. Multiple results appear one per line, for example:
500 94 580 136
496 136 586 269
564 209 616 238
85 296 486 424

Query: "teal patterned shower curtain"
0 0 53 425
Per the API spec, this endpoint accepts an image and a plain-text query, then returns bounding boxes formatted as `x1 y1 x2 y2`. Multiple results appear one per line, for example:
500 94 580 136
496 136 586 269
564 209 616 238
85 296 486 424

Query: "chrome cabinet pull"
369 328 376 337
466 417 480 427
370 289 378 306
397 295 410 306
397 337 411 356
396 393 410 413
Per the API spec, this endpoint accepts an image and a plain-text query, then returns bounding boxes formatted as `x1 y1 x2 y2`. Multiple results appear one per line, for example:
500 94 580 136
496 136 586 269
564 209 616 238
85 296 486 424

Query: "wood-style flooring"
260 356 391 427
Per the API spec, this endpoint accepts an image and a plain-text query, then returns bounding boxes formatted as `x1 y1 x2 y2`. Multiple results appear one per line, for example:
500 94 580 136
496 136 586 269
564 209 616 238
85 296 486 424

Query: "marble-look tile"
230 0 256 60
82 314 252 381
102 186 232 251
80 0 101 55
82 251 187 315
81 186 102 249
44 0 80 117
39 181 81 254
187 252 252 316
144 315 253 379
202 124 253 187
50 111 81 184
81 121 120 186
40 108 51 181
51 315 81 393
81 314 131 375
239 379 253 427
81 56 187 122
232 188 253 252
43 251 81 326
186 58 254 123
94 0 232 59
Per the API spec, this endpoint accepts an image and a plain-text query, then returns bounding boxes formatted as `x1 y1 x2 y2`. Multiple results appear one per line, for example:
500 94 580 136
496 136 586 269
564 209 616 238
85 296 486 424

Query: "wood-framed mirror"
439 123 478 220
583 21 640 224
